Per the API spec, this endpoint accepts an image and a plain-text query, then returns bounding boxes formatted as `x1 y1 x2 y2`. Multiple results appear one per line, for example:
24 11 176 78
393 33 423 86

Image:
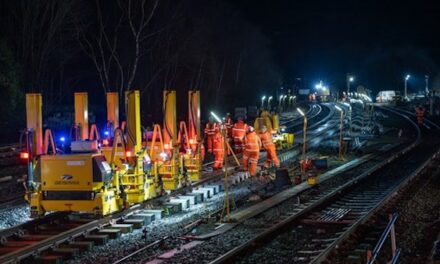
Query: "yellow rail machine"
185 90 202 181
160 90 184 190
254 110 294 150
112 90 159 204
28 93 122 217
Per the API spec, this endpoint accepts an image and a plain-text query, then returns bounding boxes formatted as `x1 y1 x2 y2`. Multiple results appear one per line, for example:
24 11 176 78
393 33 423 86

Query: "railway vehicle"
22 90 203 217
254 110 294 150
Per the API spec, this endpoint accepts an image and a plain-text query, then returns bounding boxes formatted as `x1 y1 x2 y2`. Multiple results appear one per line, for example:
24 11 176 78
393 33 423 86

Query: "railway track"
0 103 336 263
204 107 439 264
130 106 433 264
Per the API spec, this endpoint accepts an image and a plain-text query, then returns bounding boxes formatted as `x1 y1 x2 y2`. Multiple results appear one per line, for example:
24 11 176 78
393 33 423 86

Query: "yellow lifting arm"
26 93 43 156
74 92 89 140
107 92 119 129
125 90 142 154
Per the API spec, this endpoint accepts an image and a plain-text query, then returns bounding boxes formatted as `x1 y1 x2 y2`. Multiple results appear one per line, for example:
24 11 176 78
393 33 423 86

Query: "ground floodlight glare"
335 105 343 112
210 111 222 123
297 108 305 116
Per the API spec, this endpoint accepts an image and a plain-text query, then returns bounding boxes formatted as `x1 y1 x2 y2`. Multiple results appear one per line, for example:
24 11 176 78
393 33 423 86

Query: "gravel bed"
66 180 258 264
240 133 437 264
0 204 30 229
397 171 440 263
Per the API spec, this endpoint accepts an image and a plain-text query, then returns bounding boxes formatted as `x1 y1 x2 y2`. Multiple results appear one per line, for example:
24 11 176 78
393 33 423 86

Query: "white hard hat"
248 126 254 132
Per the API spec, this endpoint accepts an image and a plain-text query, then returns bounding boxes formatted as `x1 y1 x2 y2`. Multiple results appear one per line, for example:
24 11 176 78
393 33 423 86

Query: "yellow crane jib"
101 92 123 166
107 92 119 130
160 90 184 190
116 90 158 203
187 90 202 181
74 92 89 140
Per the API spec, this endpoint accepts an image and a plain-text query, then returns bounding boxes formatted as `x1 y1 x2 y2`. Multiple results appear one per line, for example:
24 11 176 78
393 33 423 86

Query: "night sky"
230 0 440 94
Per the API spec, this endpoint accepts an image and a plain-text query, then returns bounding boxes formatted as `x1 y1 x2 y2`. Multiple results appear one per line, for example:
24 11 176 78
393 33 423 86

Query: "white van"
376 91 397 103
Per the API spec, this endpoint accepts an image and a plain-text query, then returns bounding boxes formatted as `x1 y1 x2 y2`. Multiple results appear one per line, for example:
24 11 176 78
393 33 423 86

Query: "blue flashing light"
104 131 110 136
60 136 66 142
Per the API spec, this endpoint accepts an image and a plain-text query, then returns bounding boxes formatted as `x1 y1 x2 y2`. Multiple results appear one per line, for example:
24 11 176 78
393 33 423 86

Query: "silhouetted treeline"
0 0 280 143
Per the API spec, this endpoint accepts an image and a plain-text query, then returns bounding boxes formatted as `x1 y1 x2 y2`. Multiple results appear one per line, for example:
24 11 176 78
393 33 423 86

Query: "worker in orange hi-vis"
225 113 234 138
204 116 218 153
212 129 225 170
415 105 426 125
258 125 280 168
232 116 248 153
242 126 261 177
225 113 234 155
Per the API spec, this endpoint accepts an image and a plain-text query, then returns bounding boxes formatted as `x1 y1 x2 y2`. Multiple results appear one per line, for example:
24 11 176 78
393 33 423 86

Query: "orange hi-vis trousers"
213 149 224 169
206 136 214 153
264 145 280 168
242 150 260 176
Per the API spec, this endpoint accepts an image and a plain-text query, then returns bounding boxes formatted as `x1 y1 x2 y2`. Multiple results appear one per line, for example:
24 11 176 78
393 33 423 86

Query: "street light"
347 75 355 95
297 108 307 160
268 96 273 110
334 105 344 160
315 81 323 90
261 96 266 109
404 74 410 99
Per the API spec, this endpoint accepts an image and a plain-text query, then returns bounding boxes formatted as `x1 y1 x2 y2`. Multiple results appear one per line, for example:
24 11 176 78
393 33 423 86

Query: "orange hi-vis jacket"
242 131 261 176
204 122 218 136
225 117 233 138
415 107 425 124
244 131 261 152
204 122 218 153
232 121 248 142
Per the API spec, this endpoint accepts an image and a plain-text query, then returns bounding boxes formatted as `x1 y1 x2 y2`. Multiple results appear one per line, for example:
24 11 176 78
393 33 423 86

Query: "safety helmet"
248 126 255 133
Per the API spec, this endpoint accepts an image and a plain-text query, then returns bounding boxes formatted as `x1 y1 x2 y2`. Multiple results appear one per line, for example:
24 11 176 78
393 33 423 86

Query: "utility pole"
426 75 434 115
425 75 429 95
347 74 354 96
404 75 410 99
